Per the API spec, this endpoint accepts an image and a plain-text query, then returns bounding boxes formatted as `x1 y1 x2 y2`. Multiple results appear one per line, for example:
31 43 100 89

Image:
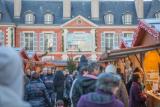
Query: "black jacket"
71 76 97 107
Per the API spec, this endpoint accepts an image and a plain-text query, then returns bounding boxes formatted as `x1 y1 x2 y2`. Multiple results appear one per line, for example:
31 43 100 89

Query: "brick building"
0 0 160 60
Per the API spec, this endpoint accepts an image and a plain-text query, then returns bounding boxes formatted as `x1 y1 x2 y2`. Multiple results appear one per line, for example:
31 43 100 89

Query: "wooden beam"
127 56 132 62
156 49 160 56
134 54 144 72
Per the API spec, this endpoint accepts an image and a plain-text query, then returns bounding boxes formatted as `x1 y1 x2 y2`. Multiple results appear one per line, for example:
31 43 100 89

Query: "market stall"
99 19 160 107
20 50 56 73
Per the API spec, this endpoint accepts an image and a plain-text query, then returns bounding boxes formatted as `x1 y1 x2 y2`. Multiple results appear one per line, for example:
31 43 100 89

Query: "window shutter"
20 32 25 48
101 33 105 51
114 33 119 49
33 33 37 51
52 33 57 52
40 33 44 51
119 33 123 45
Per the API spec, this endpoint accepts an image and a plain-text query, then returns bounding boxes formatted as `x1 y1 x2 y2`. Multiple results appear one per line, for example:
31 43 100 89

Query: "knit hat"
96 72 121 90
105 64 117 74
77 55 88 71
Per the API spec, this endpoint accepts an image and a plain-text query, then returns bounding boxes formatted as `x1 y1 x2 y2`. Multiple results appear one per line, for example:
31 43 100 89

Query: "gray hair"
96 72 121 92
87 62 99 74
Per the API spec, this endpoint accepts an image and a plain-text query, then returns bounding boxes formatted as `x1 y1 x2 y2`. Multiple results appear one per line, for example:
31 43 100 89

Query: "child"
56 100 64 107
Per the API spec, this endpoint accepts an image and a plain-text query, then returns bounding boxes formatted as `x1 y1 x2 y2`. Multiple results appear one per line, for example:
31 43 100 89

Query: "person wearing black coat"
53 70 65 101
71 62 100 107
42 69 55 106
25 71 51 107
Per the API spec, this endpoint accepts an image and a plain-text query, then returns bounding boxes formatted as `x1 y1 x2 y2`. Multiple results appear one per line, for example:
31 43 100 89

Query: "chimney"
91 0 99 19
63 0 71 18
14 0 22 18
135 0 144 19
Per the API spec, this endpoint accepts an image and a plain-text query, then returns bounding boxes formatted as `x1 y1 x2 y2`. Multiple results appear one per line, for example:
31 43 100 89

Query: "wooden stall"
99 19 160 107
20 50 56 73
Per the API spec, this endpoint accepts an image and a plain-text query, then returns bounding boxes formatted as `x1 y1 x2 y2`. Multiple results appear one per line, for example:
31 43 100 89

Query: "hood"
0 86 30 107
84 90 115 105
0 47 30 107
79 76 97 92
105 64 117 73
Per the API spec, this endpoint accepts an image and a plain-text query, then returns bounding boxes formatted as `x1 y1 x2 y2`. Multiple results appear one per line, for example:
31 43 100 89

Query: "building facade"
0 0 160 60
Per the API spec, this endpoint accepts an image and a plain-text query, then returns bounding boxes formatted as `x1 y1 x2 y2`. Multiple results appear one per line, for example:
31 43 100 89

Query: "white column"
63 29 68 52
90 29 96 52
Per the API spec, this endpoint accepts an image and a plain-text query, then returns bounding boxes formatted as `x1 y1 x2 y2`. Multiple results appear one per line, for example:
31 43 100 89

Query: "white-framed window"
20 32 37 51
44 13 53 24
40 32 57 52
122 33 133 41
122 13 132 25
155 11 160 19
104 13 114 24
25 13 35 24
101 32 119 51
0 32 4 46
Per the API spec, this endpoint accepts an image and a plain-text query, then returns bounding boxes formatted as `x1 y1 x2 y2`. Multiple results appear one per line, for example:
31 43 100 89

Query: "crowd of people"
0 47 148 107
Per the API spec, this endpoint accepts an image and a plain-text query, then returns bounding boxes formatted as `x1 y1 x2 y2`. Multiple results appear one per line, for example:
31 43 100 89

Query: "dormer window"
155 11 160 19
44 13 53 24
122 13 132 25
104 13 114 24
25 13 35 24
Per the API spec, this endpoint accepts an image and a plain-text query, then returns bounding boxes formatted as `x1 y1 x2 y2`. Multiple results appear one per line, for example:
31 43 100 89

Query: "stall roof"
120 19 160 48
52 60 67 67
144 19 160 32
132 19 160 47
100 43 160 62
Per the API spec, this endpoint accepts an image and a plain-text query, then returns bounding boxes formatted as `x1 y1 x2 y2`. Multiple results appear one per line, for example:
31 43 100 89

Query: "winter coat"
64 74 73 99
129 82 147 107
25 79 51 107
77 89 124 107
0 47 31 107
53 71 65 100
71 75 97 107
42 74 56 105
42 74 54 94
116 80 129 107
126 79 133 95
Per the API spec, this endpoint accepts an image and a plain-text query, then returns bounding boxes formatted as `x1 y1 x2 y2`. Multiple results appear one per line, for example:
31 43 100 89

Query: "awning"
99 43 160 62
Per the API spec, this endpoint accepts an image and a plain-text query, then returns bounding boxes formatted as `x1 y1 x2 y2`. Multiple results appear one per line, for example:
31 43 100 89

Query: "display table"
146 91 160 107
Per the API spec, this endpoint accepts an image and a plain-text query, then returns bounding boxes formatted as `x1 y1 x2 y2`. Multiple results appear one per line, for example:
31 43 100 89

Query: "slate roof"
1 0 159 25
0 0 2 11
144 19 160 32
0 0 12 24
71 1 91 19
147 0 160 18
99 1 137 25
